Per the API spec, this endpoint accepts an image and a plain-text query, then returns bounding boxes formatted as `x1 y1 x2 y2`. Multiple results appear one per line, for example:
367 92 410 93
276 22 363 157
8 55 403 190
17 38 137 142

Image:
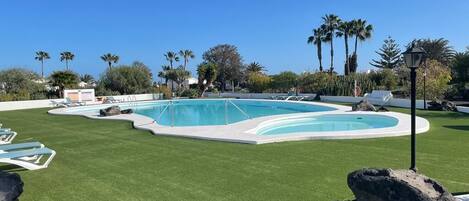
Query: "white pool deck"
48 99 430 144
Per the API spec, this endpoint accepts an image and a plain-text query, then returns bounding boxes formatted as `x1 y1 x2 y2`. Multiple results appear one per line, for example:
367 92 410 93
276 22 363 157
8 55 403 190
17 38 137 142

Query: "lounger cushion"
0 148 54 159
0 142 43 152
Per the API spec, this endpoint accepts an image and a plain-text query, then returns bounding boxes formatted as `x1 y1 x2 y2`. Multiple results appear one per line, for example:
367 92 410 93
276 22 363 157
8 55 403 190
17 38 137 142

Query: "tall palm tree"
60 51 75 70
352 19 373 56
307 27 325 72
100 53 119 69
34 51 50 78
246 62 266 74
179 50 195 70
164 51 180 69
322 14 341 74
337 21 354 75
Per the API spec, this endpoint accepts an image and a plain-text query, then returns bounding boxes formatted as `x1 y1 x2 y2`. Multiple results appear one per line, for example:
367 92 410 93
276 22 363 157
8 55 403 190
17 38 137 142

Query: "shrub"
153 85 172 99
270 71 298 92
179 89 199 99
368 69 398 90
97 61 153 95
0 68 47 101
246 72 271 93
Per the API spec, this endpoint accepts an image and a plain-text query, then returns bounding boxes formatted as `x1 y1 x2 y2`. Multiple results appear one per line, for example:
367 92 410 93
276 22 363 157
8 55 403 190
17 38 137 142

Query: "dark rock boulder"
120 109 133 114
352 99 377 112
428 101 458 112
0 170 23 201
99 106 121 116
348 168 456 201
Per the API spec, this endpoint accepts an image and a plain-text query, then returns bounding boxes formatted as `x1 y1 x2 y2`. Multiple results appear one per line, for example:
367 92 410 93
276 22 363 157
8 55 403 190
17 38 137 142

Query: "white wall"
205 92 317 99
0 93 162 112
103 93 162 102
457 106 469 114
0 99 64 111
320 95 429 109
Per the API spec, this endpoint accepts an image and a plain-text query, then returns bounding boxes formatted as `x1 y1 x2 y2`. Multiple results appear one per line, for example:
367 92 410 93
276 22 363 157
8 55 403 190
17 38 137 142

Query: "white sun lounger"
0 128 11 132
364 90 393 107
0 131 17 144
0 147 56 170
0 142 44 153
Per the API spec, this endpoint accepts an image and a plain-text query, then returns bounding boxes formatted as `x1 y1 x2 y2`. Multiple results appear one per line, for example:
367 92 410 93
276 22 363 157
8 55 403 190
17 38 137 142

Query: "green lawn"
0 107 469 200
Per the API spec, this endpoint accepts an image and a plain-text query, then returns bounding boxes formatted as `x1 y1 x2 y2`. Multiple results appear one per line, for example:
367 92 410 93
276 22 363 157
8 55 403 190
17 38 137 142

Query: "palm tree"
307 27 325 72
411 38 455 66
49 70 79 98
246 62 266 74
164 51 180 69
60 51 75 70
34 51 50 78
100 53 119 69
158 65 171 85
322 14 341 74
337 21 354 75
351 19 373 56
179 50 195 70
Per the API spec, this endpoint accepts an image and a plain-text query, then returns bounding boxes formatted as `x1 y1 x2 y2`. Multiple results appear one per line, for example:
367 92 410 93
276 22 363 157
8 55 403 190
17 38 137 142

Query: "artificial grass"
0 107 468 200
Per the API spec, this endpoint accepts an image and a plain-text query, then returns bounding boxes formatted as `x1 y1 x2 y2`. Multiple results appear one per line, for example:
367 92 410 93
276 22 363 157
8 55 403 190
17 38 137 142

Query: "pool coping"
48 99 430 144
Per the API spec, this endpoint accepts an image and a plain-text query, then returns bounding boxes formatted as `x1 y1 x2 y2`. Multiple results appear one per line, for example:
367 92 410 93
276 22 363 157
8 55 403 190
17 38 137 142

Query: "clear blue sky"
1 0 468 79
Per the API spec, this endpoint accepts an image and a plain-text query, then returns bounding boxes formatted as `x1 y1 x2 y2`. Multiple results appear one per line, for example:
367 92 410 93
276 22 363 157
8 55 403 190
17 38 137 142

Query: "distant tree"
0 68 42 94
368 69 398 90
197 62 217 96
166 66 190 89
158 65 171 85
337 21 354 75
451 52 469 87
416 60 452 100
411 38 456 66
34 51 50 78
100 53 119 69
80 74 95 84
97 61 153 95
351 19 373 73
49 70 79 98
246 72 271 93
164 51 179 69
179 50 195 70
370 36 402 69
245 62 266 74
60 51 75 70
202 44 243 92
271 71 299 93
307 27 326 72
322 14 342 73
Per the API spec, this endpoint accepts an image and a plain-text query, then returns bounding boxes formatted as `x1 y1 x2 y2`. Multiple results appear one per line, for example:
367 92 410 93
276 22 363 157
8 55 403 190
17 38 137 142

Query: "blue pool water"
134 99 336 126
257 114 399 135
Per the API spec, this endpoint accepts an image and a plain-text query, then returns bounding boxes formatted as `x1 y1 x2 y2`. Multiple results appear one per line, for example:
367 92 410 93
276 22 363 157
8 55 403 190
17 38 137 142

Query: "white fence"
205 92 317 99
0 93 162 112
320 96 429 109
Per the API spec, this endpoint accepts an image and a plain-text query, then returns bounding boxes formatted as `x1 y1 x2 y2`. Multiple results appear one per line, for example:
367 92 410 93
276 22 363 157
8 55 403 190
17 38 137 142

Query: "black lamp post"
403 43 426 172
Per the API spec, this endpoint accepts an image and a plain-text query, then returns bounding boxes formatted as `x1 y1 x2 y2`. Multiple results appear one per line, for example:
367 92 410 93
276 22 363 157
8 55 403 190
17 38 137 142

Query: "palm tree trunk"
183 59 187 71
41 60 44 78
344 33 350 75
66 60 69 70
330 37 334 74
108 62 112 69
317 43 323 72
354 35 358 55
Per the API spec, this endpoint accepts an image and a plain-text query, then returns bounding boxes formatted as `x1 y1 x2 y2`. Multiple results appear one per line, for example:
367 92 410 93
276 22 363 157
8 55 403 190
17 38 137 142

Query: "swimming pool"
257 114 399 135
49 99 430 144
135 99 336 126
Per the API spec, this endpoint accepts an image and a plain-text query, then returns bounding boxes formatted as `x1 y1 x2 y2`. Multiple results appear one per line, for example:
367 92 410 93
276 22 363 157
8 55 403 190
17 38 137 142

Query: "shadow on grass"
453 191 469 196
443 126 469 131
0 164 27 172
